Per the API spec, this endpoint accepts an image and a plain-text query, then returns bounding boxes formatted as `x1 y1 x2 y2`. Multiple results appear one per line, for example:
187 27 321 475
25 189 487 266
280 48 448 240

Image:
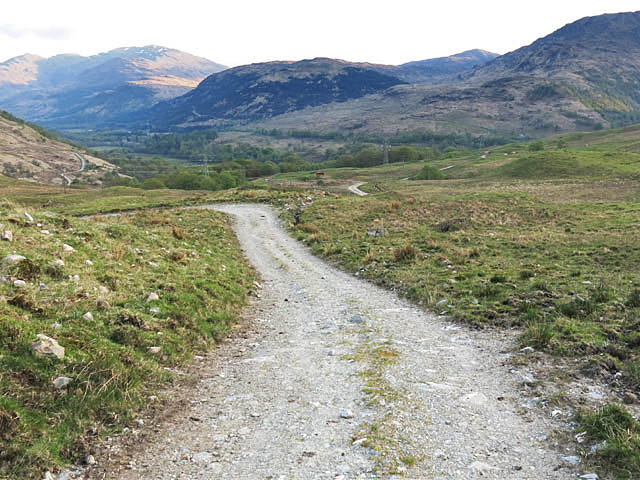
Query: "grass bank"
0 203 254 479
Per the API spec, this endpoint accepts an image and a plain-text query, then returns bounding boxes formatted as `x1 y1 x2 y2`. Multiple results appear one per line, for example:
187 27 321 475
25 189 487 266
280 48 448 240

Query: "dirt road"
102 204 575 479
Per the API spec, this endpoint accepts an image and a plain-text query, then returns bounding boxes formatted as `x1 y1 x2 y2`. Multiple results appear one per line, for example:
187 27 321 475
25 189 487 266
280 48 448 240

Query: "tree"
219 170 237 189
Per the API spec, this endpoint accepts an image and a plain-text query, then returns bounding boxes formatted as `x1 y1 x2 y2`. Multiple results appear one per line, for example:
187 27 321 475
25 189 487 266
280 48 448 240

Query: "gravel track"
106 204 573 479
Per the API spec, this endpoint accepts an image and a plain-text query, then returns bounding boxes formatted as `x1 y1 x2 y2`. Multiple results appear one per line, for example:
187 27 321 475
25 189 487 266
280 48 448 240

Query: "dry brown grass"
298 223 320 234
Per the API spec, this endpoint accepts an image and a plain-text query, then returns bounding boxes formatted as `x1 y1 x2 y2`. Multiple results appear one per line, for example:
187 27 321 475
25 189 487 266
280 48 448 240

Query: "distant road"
73 152 86 172
60 152 85 186
348 182 368 196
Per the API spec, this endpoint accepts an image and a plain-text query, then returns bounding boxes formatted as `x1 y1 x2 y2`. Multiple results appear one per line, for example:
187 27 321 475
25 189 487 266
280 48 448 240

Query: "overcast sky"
1 1 638 67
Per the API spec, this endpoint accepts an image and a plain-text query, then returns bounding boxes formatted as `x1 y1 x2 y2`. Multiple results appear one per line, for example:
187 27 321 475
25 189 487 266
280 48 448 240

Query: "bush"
528 141 544 152
416 164 444 180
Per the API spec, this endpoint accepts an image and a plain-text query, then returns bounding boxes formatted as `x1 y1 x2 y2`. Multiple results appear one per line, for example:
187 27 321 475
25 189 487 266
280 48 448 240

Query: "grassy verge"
0 203 254 478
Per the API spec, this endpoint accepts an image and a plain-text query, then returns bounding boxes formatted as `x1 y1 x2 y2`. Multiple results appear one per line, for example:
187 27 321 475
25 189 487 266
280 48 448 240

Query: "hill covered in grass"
0 110 115 185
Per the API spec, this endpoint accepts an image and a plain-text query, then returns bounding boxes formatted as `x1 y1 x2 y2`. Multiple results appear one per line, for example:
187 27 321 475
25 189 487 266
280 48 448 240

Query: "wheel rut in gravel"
109 203 571 479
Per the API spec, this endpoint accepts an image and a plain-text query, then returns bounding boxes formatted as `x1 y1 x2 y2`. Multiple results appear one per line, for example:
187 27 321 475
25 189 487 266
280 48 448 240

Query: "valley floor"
85 205 582 479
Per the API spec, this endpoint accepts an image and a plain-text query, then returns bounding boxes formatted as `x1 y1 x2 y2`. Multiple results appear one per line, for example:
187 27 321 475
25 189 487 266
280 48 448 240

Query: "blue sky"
1 1 639 66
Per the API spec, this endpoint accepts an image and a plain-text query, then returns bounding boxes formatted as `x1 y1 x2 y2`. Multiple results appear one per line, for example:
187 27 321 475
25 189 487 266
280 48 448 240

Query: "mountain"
390 49 499 83
234 11 640 140
464 11 640 126
0 46 226 128
144 58 406 129
0 110 115 185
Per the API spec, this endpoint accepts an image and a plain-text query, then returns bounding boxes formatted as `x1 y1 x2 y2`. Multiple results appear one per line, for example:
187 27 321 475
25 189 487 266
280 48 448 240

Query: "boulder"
31 334 65 360
4 254 26 263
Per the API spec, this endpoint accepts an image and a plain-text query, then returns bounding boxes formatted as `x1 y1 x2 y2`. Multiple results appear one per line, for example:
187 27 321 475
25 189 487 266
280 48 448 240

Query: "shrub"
528 141 544 152
415 164 444 180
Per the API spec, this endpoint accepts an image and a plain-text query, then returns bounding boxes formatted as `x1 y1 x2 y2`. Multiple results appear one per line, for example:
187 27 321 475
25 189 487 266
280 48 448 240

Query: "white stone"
4 254 25 263
51 259 65 267
53 376 72 389
1 230 13 241
85 259 93 265
82 312 94 321
24 212 34 223
62 244 75 252
13 279 26 288
146 292 160 302
31 334 65 360
147 346 161 354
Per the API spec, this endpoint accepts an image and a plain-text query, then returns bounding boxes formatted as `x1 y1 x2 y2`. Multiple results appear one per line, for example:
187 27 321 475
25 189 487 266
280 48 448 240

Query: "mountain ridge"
0 46 227 128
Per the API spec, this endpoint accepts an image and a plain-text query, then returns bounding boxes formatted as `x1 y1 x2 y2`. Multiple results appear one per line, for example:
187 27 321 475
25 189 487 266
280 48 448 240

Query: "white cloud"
0 24 72 41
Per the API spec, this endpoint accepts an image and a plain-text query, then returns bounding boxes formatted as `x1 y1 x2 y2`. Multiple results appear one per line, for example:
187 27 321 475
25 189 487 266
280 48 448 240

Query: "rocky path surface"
105 204 574 480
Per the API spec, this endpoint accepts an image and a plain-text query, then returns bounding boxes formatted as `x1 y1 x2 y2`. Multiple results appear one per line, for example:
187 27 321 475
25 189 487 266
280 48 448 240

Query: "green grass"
0 204 254 478
576 404 640 479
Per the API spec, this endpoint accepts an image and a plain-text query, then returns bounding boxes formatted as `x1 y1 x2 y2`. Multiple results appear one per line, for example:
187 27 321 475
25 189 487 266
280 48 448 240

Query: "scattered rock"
150 307 160 314
469 461 496 473
623 391 638 404
69 274 80 282
98 285 109 295
0 276 8 283
146 292 160 302
436 298 448 307
43 472 55 480
580 474 598 480
97 299 110 309
85 259 93 266
4 254 26 263
53 376 72 389
13 279 26 288
147 346 162 354
31 334 65 360
349 314 363 324
84 454 97 465
148 261 159 268
340 410 354 419
62 244 75 252
461 392 489 408
41 230 50 235
82 312 94 321
562 455 581 466
51 322 62 329
39 282 48 290
520 346 535 353
24 212 34 223
51 259 65 267
1 230 13 241
238 427 251 436
192 451 213 463
590 440 607 453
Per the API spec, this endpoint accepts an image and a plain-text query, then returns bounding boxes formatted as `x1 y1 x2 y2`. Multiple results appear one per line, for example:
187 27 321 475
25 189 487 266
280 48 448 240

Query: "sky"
1 1 639 67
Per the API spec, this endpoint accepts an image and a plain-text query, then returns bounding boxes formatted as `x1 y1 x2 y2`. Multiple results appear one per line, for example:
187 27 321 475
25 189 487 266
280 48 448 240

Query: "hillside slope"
145 58 406 129
0 111 114 185
0 46 226 128
238 12 640 140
